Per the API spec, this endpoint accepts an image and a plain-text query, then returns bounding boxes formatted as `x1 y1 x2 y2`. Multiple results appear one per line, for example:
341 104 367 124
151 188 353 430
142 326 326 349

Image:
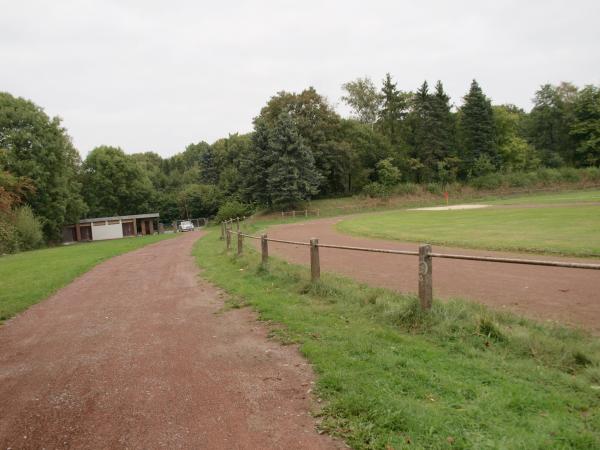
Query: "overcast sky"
1 0 599 158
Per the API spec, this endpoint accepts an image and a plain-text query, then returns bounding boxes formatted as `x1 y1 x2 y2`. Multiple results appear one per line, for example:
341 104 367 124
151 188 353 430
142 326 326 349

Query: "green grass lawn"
195 227 600 449
0 234 176 321
487 189 600 205
336 205 600 257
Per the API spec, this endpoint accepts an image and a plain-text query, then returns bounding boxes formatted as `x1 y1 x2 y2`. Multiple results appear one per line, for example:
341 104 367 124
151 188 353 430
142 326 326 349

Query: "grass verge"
336 205 600 258
194 227 600 449
0 233 177 321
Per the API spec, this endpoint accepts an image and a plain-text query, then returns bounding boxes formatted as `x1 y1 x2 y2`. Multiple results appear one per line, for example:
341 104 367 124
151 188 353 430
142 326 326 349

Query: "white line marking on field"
408 204 490 211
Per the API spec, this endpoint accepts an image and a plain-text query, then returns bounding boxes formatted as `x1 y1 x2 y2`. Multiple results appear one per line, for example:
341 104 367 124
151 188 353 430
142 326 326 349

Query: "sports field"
336 191 600 257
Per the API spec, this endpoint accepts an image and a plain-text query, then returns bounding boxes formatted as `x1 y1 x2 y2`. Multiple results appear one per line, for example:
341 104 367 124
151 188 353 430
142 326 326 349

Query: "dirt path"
0 232 340 449
257 218 600 332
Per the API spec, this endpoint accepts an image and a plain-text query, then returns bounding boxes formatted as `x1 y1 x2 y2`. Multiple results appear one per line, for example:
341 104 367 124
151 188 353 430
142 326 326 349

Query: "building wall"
91 222 123 240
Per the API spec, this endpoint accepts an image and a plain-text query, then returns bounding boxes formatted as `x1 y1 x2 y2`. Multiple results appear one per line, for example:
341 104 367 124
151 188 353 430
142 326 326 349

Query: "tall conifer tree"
458 80 498 175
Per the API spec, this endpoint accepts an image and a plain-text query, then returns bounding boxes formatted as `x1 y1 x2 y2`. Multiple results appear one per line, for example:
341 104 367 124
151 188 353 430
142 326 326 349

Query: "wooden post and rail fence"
221 218 600 310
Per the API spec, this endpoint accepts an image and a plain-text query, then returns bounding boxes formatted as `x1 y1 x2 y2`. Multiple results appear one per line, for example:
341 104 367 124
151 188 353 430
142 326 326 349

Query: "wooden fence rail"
281 209 320 218
222 220 600 310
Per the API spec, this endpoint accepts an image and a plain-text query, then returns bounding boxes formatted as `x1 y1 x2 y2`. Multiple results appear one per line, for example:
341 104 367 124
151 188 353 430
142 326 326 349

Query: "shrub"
14 205 44 250
470 173 503 190
0 218 19 254
362 182 389 198
215 200 254 223
557 167 582 183
425 182 444 195
392 182 418 195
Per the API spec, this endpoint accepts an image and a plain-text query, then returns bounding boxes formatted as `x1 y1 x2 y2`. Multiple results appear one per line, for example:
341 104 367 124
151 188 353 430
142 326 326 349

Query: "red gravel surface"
0 232 341 449
258 218 600 332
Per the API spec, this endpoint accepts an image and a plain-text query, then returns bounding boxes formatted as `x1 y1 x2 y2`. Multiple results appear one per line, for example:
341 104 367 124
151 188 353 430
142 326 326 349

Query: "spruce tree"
240 119 272 206
378 73 407 144
429 81 456 179
411 81 436 181
459 80 498 176
266 112 321 208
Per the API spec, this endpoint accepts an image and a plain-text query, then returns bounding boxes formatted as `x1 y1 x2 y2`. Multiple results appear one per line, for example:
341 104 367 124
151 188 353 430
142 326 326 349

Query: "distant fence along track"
220 218 600 310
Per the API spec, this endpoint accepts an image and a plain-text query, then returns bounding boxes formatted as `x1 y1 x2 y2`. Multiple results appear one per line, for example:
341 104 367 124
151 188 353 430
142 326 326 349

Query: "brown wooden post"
237 231 243 256
236 217 240 231
261 234 268 266
310 238 320 282
305 209 308 217
149 219 154 234
226 228 231 250
292 210 296 218
281 211 284 218
418 244 433 310
141 220 146 235
75 223 81 241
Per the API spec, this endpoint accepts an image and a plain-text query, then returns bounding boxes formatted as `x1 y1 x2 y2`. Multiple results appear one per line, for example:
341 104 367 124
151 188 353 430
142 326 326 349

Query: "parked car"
178 220 194 232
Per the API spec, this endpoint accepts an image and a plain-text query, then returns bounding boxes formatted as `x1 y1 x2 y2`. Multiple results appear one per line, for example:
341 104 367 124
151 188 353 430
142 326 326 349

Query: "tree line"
1 76 599 251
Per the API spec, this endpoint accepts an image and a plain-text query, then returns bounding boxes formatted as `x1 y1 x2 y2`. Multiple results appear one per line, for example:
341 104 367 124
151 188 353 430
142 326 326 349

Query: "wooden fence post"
310 238 320 282
237 232 243 256
418 244 433 310
293 210 296 218
305 209 308 217
226 228 231 250
236 217 240 231
261 234 268 266
281 211 284 218
220 222 225 240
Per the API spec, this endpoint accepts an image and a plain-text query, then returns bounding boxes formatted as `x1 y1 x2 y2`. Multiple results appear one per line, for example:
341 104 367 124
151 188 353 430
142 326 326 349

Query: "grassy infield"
2 190 600 448
337 205 600 258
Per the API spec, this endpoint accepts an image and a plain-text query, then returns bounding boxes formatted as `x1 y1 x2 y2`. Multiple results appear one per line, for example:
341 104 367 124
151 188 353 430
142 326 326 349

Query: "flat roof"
78 213 160 224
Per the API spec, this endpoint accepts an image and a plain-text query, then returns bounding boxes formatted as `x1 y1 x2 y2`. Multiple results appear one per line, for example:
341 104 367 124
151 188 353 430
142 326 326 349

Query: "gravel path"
0 232 340 449
257 217 600 332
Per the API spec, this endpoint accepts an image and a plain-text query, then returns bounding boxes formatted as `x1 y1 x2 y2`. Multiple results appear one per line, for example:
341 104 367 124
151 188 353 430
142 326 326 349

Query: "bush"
425 182 444 195
14 205 44 250
215 200 254 223
392 182 418 195
557 167 582 183
0 218 19 254
362 182 389 198
470 173 503 190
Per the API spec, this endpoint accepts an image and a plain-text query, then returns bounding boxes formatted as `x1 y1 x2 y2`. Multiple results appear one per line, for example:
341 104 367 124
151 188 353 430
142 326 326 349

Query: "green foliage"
13 205 43 250
341 77 381 125
528 82 578 166
458 80 498 175
571 85 600 166
253 88 348 195
0 92 87 240
214 200 254 223
243 111 321 209
177 183 220 218
377 73 409 145
82 146 154 217
375 158 401 187
361 182 388 198
0 217 19 254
